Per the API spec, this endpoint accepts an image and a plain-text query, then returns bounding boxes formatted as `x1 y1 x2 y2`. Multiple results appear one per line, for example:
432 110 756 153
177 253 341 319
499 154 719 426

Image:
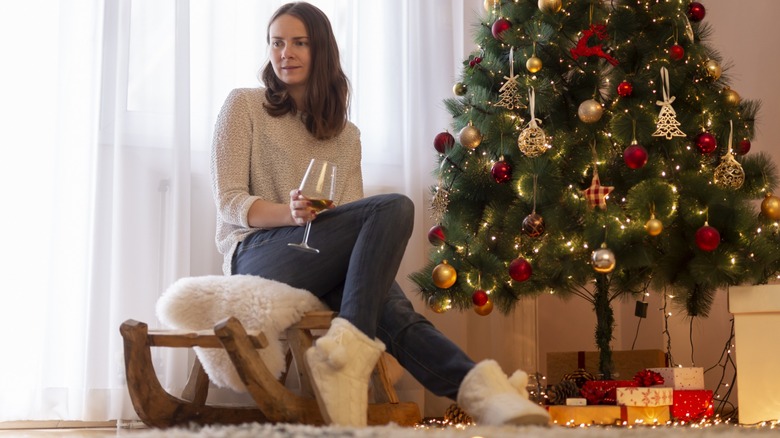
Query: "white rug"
125 422 779 438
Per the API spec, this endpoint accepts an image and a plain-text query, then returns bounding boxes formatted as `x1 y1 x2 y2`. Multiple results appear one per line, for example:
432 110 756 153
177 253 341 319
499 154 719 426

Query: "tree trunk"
593 276 614 379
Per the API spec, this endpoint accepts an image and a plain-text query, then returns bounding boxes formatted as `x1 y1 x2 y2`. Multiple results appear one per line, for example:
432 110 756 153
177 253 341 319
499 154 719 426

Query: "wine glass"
288 158 336 254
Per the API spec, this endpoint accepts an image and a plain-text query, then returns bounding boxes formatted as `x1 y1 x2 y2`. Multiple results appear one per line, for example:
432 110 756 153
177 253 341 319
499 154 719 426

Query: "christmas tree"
411 0 780 378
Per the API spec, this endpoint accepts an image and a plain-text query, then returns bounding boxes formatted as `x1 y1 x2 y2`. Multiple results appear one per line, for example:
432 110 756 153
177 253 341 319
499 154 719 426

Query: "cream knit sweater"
210 87 364 275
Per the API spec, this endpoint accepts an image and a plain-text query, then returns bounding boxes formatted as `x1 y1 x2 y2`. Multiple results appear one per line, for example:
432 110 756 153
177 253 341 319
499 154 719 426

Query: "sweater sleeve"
210 89 261 228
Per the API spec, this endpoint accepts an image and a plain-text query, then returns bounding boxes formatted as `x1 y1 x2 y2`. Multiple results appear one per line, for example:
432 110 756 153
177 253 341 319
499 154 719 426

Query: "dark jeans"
232 193 474 399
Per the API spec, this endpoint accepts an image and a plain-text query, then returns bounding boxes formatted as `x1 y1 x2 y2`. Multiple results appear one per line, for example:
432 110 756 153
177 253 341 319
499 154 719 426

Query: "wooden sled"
120 311 421 428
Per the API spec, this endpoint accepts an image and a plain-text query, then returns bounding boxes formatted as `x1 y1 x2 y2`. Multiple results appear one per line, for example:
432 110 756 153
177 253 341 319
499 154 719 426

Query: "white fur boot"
457 360 550 426
304 317 385 426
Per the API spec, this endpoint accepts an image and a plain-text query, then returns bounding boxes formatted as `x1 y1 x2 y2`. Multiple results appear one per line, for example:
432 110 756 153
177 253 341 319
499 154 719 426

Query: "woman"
210 1 549 427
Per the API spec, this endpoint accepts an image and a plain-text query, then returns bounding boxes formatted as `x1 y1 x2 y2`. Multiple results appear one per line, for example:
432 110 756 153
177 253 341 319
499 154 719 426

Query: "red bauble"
688 2 706 22
669 44 685 61
509 258 532 282
472 289 489 307
617 81 633 98
491 18 512 41
433 131 454 154
737 139 751 155
427 224 446 245
695 132 718 154
623 143 648 169
491 160 512 183
695 225 720 252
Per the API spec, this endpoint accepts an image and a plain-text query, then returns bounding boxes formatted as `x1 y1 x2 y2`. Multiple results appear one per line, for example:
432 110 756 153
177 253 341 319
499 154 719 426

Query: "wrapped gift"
647 367 705 390
616 387 674 407
547 405 670 425
580 380 638 405
547 349 668 384
671 389 714 421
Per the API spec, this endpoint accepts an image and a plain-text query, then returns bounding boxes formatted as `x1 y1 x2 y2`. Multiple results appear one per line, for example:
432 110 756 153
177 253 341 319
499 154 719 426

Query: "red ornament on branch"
623 142 648 169
472 289 489 307
491 160 512 183
688 2 706 22
695 132 717 154
695 223 720 251
570 24 619 66
427 224 446 245
737 139 751 155
433 131 454 153
669 44 685 61
617 81 633 98
491 18 512 41
509 257 532 282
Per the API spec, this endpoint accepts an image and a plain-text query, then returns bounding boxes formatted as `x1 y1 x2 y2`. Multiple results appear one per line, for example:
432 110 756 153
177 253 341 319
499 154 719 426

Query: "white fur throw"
156 275 328 392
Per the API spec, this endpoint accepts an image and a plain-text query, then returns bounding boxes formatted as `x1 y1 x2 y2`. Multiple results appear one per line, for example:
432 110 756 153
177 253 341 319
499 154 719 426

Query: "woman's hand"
289 189 315 226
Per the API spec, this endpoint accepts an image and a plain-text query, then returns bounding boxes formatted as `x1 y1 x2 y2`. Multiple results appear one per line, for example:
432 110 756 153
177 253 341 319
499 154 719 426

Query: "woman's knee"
376 193 414 229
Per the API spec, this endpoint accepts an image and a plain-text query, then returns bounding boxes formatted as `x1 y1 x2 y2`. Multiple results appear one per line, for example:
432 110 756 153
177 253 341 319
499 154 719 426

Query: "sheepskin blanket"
156 275 328 392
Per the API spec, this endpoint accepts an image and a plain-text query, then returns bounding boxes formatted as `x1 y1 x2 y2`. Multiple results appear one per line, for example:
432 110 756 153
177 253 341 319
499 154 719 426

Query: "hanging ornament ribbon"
652 67 686 140
517 87 548 157
495 47 525 110
714 120 745 189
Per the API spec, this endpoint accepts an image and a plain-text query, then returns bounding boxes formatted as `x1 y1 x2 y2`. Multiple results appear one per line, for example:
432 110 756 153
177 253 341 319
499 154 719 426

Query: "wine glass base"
287 242 320 254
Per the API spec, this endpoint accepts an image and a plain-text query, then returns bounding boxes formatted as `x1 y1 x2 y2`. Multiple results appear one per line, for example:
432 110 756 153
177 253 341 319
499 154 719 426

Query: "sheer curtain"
0 0 536 421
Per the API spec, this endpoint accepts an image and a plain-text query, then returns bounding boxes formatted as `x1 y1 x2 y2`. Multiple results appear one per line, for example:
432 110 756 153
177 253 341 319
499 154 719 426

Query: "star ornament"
583 171 614 210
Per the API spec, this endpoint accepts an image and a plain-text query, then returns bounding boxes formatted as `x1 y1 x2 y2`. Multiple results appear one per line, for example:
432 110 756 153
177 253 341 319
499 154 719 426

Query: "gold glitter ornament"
577 99 603 123
495 47 525 110
652 67 686 139
518 87 550 157
538 0 562 14
705 59 722 80
723 87 741 106
526 56 542 73
761 193 780 221
432 260 457 289
714 121 745 189
645 215 664 236
474 298 494 316
714 152 745 189
459 122 482 149
453 82 467 96
428 294 450 313
484 0 500 12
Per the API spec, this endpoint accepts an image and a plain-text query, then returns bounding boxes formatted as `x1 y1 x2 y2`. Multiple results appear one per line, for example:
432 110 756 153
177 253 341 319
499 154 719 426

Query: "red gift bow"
634 369 665 387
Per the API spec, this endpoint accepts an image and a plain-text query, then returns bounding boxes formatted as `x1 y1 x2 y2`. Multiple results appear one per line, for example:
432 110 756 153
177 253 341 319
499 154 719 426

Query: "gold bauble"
459 123 482 149
484 0 500 11
723 87 741 106
474 298 494 316
591 243 616 274
705 59 722 80
432 260 457 289
713 153 745 189
428 294 451 314
453 82 467 96
761 192 780 221
578 99 603 123
645 216 664 236
538 0 562 14
517 125 548 157
526 56 543 73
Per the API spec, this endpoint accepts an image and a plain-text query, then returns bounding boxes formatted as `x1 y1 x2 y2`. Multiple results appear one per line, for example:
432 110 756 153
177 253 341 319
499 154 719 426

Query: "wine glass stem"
302 221 313 245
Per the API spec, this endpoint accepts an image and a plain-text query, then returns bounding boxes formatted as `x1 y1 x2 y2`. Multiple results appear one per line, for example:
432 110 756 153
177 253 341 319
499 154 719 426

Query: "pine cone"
444 403 473 425
562 368 596 388
548 379 580 405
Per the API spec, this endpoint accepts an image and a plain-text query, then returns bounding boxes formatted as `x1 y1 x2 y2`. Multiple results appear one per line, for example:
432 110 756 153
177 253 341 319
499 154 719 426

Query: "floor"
0 422 149 437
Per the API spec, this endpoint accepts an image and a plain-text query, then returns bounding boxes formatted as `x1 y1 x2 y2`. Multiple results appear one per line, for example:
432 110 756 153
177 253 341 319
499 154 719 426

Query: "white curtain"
0 0 538 421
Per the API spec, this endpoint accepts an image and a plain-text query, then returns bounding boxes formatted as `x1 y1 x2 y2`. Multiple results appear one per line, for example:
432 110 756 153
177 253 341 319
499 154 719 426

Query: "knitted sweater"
210 87 364 275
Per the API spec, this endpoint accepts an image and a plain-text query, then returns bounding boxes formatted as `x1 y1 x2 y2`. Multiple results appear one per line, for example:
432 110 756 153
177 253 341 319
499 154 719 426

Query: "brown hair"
261 2 350 140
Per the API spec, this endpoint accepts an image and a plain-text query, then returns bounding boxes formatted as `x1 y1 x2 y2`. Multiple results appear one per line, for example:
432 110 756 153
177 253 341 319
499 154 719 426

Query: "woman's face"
269 14 311 93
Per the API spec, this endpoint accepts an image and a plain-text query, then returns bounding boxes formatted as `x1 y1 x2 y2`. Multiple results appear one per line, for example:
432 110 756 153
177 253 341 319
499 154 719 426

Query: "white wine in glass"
288 158 336 254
